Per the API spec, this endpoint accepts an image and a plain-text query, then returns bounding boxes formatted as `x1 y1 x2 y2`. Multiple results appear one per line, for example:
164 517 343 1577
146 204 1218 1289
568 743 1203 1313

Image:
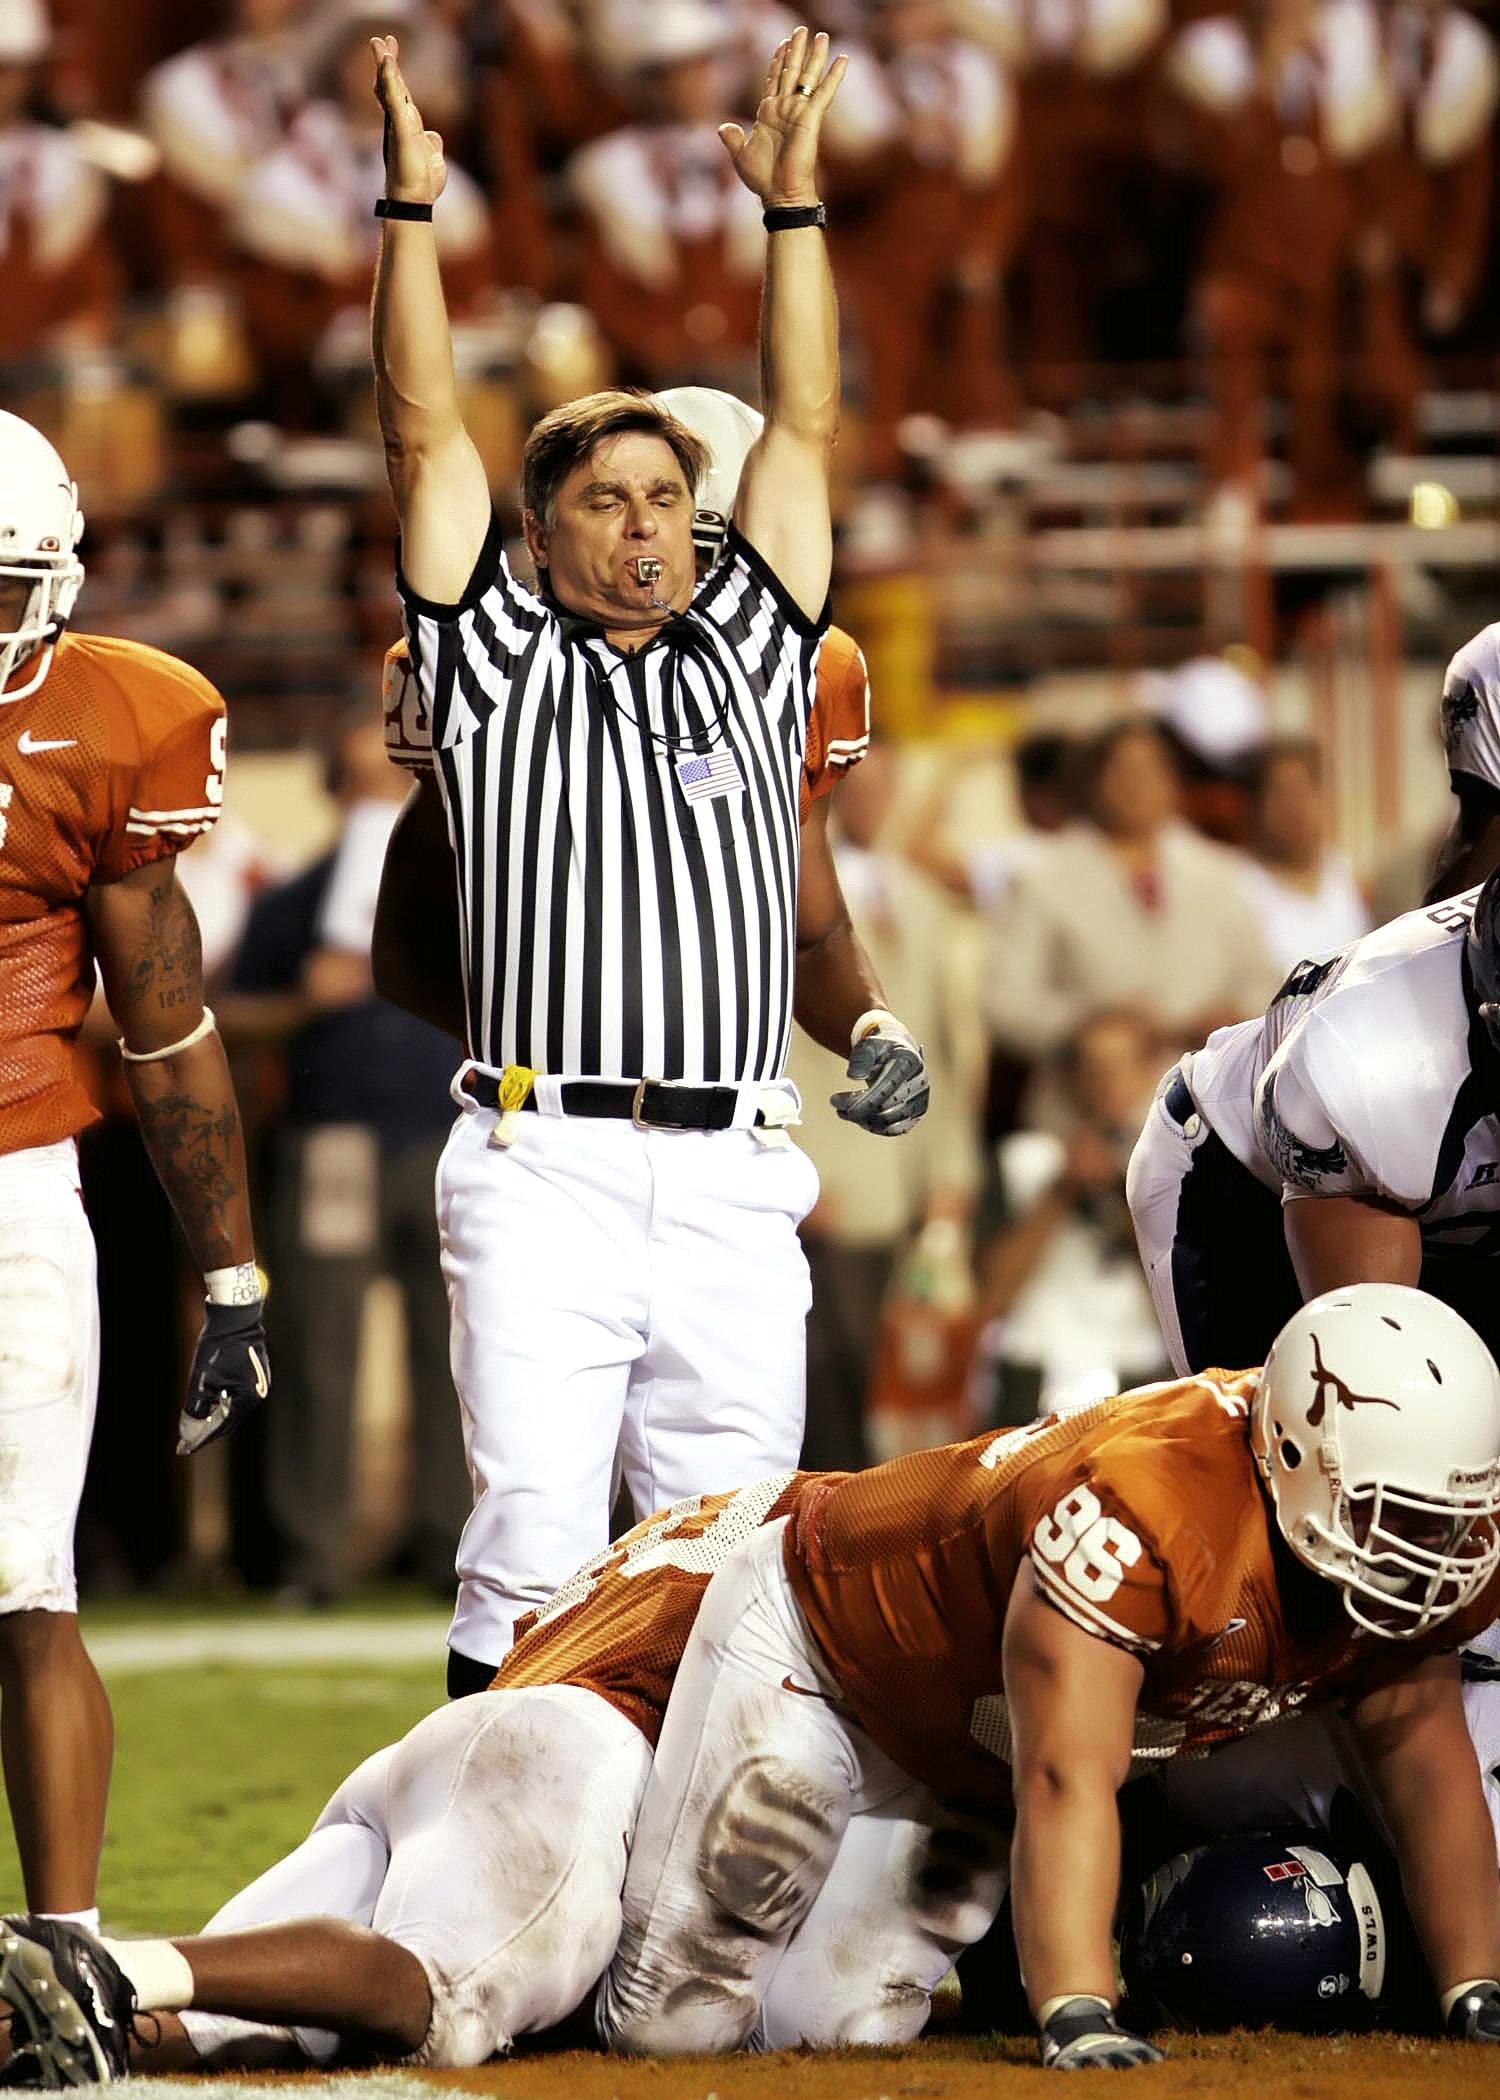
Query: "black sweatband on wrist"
375 197 434 222
763 202 826 231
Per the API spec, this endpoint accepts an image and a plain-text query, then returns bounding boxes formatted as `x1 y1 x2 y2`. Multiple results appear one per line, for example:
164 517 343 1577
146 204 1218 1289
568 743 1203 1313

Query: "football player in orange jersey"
0 413 267 1935
5 1287 1500 2084
599 1284 1500 2066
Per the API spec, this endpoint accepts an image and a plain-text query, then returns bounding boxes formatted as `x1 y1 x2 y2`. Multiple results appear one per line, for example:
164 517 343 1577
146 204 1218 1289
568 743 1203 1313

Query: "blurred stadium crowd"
18 0 1497 1600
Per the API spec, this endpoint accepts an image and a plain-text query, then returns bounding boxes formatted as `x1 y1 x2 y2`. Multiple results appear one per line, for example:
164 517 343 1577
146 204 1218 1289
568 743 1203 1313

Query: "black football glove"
180 1299 270 1456
830 1015 929 1137
1040 1997 1165 2071
1448 1981 1500 2042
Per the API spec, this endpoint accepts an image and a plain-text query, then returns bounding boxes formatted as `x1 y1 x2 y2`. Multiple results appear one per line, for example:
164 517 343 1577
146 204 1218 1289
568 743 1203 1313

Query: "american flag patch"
674 746 745 804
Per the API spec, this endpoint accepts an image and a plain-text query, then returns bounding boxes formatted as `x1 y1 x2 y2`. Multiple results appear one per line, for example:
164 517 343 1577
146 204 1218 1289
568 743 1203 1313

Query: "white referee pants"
0 1140 99 1615
180 1683 651 2068
597 1519 1009 2055
437 1098 818 1665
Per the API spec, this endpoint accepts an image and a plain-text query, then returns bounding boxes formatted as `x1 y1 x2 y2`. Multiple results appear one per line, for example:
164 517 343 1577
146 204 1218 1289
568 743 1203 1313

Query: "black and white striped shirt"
398 520 828 1084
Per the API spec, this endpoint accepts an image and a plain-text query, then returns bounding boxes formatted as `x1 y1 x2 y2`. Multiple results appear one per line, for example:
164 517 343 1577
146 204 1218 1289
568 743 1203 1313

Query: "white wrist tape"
204 1262 265 1307
119 1006 217 1063
1441 1978 1500 2023
1037 1993 1112 2028
850 1006 899 1048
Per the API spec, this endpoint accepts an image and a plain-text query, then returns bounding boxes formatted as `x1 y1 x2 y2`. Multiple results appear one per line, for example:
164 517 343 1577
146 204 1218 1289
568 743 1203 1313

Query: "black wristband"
763 202 826 231
375 197 434 222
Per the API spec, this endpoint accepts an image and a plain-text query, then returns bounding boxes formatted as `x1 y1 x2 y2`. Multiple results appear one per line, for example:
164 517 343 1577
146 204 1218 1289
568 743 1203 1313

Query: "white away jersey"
1441 623 1500 797
1183 892 1500 1239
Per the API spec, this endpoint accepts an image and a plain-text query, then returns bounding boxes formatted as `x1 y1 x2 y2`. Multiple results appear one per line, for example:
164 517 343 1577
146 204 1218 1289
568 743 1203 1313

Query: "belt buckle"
631 1077 662 1130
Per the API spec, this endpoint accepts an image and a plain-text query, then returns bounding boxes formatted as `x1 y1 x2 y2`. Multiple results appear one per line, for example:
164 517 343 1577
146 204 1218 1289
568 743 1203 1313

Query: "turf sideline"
116 2076 435 2099
88 1616 451 1675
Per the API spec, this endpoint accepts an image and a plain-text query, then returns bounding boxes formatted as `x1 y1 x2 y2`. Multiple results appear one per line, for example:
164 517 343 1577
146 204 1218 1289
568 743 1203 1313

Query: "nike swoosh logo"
249 1345 269 1400
781 1673 837 1703
1207 1617 1249 1649
16 729 75 753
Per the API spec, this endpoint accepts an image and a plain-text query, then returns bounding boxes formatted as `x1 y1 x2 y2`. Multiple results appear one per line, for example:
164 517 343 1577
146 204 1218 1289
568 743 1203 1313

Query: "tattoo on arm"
126 1060 248 1273
124 870 205 1017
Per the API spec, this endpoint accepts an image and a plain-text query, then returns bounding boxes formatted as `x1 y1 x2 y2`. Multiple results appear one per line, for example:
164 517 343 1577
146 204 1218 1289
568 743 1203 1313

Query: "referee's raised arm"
723 28 847 623
369 34 491 607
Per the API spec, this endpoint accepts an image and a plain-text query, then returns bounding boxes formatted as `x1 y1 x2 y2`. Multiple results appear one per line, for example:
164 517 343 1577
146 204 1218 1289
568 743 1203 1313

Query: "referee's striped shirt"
398 521 828 1085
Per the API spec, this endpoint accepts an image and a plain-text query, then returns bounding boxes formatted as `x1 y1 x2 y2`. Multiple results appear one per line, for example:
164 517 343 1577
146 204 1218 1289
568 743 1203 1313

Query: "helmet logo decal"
1307 1334 1400 1428
1302 1883 1340 1929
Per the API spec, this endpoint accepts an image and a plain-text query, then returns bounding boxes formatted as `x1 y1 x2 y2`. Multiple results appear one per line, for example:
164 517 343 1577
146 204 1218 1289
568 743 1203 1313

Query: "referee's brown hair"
521 390 711 526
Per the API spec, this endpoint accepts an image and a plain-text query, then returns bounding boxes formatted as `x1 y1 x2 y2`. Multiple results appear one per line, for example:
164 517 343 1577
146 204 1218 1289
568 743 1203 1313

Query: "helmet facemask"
0 418 85 703
1283 1472 1500 1638
0 547 83 700
690 507 729 574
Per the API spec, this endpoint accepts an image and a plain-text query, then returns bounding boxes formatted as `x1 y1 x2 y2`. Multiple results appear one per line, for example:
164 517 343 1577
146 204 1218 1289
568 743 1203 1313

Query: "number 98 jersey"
0 631 226 1156
781 1371 1500 1805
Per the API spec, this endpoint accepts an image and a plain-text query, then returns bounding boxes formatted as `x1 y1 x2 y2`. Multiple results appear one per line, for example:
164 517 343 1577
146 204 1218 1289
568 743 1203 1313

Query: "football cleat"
0 1917 135 2086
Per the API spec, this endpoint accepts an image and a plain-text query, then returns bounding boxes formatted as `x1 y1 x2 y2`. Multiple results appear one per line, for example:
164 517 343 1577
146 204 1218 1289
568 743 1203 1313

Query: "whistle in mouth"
633 558 664 585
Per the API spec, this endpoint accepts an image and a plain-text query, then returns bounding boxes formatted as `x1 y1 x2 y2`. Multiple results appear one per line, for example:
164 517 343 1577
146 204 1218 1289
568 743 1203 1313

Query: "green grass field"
0 1597 448 1928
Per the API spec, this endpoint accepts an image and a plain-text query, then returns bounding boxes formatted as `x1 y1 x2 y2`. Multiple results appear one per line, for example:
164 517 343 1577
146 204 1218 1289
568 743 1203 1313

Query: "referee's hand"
831 1014 930 1138
372 34 447 205
719 26 847 204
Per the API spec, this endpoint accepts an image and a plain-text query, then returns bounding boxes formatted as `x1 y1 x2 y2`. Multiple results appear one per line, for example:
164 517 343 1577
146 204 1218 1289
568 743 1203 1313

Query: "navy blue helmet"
1119 1830 1385 2032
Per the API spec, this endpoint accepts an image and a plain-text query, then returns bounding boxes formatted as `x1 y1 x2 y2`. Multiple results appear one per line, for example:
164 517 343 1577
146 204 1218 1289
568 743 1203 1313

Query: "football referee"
371 26 930 1690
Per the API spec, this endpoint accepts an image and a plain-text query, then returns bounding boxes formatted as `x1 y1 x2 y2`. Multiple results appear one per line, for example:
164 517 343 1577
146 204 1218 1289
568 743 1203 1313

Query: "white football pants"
181 1683 651 2068
0 1139 98 1614
597 1517 1010 2055
437 1096 818 1664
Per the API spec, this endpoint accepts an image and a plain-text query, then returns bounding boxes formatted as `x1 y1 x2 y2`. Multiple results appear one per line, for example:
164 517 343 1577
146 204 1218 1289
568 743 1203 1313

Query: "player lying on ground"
3 1287 1500 2083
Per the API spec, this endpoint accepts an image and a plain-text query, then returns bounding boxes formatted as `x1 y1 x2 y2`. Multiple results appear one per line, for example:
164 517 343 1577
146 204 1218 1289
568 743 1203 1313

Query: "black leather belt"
464 1069 758 1132
1163 1068 1198 1129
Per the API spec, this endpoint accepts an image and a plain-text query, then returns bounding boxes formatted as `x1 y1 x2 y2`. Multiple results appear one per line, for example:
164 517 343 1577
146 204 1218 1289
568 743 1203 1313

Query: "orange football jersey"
382 624 870 817
0 631 226 1155
497 1472 814 1742
799 625 870 819
784 1371 1500 1805
497 1373 1500 1801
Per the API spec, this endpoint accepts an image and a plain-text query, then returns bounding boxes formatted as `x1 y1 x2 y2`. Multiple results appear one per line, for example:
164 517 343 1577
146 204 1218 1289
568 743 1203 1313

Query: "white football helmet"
1252 1285 1500 1639
653 385 764 574
0 412 84 703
